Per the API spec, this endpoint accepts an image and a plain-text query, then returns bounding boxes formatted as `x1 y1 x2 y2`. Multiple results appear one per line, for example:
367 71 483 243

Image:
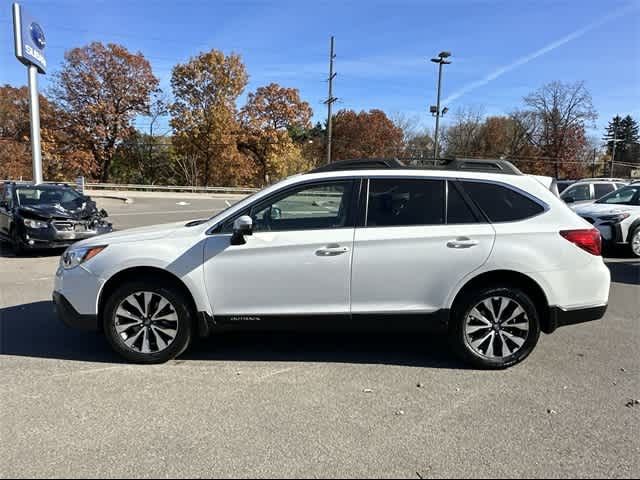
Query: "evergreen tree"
603 115 623 156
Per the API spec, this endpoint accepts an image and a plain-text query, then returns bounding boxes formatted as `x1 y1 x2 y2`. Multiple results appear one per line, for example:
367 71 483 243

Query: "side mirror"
564 196 576 204
231 215 253 245
100 209 109 218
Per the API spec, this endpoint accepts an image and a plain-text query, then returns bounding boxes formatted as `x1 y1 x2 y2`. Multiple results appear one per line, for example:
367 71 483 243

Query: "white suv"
53 159 611 369
574 184 640 257
560 178 628 208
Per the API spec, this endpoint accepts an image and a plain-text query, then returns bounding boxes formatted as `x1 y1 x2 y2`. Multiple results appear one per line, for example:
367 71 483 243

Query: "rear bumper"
53 291 99 331
547 304 608 333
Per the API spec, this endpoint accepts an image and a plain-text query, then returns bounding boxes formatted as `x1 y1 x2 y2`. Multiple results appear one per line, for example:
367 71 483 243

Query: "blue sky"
1 0 639 135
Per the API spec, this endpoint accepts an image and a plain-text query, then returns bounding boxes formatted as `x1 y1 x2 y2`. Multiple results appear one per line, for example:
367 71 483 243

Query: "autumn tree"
51 42 159 182
0 85 92 180
110 93 174 184
523 81 597 177
331 109 404 161
170 50 253 186
239 83 313 184
442 107 485 157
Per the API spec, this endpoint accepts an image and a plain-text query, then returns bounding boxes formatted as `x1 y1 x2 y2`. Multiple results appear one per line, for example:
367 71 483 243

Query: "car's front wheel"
630 227 640 258
103 281 193 364
450 286 541 369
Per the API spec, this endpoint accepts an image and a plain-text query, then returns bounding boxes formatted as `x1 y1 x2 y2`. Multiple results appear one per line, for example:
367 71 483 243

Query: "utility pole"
430 52 452 164
592 147 597 178
610 126 618 178
325 36 337 165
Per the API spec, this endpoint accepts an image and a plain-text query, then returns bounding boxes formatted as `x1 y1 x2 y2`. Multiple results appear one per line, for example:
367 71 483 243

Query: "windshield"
595 186 640 206
16 187 84 209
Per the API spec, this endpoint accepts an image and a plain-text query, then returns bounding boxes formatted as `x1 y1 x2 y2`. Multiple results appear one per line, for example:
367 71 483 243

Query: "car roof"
574 178 627 184
8 182 72 189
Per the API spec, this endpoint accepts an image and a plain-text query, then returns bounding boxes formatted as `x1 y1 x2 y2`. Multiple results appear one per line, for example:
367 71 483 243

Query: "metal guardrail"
84 183 259 195
2 180 259 195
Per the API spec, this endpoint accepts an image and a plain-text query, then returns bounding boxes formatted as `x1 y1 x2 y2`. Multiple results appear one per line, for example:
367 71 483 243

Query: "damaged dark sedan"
0 182 112 254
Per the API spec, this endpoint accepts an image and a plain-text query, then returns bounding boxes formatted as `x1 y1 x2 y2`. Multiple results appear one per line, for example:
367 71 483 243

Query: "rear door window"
594 183 615 199
461 181 545 223
366 179 445 227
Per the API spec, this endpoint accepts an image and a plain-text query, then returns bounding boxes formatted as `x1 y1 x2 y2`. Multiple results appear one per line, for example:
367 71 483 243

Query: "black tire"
10 227 24 255
449 286 541 369
103 280 193 364
630 227 640 258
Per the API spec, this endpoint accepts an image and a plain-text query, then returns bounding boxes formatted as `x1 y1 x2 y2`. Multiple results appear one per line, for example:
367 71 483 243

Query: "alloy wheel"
113 292 179 354
464 296 530 359
632 230 640 257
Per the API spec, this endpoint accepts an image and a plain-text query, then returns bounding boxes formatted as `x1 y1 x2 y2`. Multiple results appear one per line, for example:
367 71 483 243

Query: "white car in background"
561 178 628 209
574 184 640 257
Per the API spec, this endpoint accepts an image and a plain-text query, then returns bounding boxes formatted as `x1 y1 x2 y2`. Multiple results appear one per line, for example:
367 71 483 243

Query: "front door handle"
447 237 479 249
315 244 350 256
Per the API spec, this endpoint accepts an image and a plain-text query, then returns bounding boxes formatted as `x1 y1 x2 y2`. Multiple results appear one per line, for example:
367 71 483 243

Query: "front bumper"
547 304 608 333
53 291 99 331
579 216 629 245
18 222 112 250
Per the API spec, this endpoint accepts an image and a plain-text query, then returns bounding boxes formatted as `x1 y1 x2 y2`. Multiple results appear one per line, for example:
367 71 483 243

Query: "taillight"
560 229 602 256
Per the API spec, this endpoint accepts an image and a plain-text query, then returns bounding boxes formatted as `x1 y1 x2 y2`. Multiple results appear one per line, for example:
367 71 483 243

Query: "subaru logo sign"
13 3 47 74
30 22 45 50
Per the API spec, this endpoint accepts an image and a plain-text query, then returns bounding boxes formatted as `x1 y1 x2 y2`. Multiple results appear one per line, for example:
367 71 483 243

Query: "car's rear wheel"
103 281 193 364
630 227 640 258
450 286 541 369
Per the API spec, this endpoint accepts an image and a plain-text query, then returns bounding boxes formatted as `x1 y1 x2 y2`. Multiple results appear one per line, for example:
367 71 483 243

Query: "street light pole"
430 52 452 164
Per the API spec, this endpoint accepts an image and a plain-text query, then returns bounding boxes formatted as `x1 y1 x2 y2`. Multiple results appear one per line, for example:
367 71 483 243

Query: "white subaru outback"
53 159 611 369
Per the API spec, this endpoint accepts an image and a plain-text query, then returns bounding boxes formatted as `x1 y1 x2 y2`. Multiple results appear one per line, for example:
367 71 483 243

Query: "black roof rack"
309 158 406 173
307 158 522 175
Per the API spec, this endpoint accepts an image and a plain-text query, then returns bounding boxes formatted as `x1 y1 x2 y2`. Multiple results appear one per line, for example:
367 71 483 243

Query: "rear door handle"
315 244 350 256
447 237 479 249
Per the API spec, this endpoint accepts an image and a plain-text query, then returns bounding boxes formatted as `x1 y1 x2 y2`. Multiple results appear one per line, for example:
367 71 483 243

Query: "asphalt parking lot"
0 196 638 478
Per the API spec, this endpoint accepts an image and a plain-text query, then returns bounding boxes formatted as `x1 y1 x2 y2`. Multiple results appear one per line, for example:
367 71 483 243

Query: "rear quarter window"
461 181 546 223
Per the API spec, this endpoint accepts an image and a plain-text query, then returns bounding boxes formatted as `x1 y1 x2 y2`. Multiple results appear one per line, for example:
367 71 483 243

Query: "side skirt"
198 311 450 336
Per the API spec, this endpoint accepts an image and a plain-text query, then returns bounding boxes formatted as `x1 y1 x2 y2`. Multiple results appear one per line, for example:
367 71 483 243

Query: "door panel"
204 229 354 315
351 224 495 313
204 179 358 317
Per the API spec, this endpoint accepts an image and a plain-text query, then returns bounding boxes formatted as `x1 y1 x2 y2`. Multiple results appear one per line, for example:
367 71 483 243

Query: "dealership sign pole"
12 3 47 185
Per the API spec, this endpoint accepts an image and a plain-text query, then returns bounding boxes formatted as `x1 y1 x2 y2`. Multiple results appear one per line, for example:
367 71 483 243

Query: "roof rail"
308 158 406 173
307 157 522 175
576 178 628 183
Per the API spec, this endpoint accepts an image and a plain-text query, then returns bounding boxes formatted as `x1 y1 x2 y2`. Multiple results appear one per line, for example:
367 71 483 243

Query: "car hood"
18 201 102 220
76 220 198 246
574 203 638 217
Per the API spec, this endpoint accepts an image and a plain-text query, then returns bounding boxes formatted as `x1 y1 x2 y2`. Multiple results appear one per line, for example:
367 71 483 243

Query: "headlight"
23 218 49 229
62 245 108 270
600 213 631 223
